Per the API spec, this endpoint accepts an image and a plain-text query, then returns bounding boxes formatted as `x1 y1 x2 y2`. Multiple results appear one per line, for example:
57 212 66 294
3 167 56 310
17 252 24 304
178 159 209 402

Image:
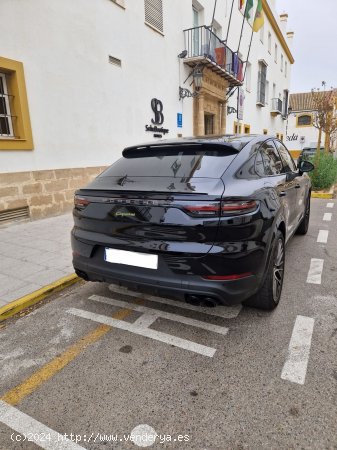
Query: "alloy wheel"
272 238 285 303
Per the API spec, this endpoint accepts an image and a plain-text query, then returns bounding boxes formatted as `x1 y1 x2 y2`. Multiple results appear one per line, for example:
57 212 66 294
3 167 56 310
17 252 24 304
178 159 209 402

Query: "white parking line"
306 259 324 284
326 203 334 208
317 230 329 244
281 315 315 385
108 284 242 319
67 308 217 357
90 295 229 335
323 212 332 221
0 400 85 450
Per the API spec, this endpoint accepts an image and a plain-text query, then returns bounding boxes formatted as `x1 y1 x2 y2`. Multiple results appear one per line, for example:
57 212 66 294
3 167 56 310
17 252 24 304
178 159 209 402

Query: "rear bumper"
72 243 260 306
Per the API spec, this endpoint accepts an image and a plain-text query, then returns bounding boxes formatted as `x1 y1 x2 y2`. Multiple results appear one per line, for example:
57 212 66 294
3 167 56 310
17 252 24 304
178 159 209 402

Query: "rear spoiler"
123 142 242 159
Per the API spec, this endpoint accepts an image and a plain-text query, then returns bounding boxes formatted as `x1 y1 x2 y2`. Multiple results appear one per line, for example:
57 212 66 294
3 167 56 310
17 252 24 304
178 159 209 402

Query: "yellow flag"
253 0 264 32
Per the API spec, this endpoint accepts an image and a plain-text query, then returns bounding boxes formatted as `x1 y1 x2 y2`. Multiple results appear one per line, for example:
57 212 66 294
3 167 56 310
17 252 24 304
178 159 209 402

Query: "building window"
268 32 272 53
283 90 289 117
263 129 268 135
0 56 33 151
144 0 163 33
281 54 284 72
234 121 242 134
245 62 251 92
297 114 313 127
257 60 267 105
276 133 280 139
244 124 251 134
0 73 14 138
280 134 284 141
274 44 278 63
285 61 288 77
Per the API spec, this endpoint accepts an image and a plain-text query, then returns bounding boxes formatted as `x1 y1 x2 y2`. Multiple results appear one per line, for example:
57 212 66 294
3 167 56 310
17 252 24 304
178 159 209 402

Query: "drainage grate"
0 206 30 224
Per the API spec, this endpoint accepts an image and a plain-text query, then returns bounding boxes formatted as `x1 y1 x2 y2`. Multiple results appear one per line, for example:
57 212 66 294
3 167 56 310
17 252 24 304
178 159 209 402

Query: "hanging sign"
237 87 245 120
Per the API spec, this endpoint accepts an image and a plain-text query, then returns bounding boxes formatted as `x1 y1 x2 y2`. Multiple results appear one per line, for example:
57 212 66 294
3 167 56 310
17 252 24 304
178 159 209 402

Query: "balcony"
182 26 244 87
270 98 283 116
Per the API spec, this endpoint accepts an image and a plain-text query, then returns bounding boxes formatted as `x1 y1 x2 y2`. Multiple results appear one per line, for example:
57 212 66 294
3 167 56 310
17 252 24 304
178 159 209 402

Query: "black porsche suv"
71 135 313 310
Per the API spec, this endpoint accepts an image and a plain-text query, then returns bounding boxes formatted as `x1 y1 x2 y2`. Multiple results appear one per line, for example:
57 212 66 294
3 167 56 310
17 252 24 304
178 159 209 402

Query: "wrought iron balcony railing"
183 26 244 87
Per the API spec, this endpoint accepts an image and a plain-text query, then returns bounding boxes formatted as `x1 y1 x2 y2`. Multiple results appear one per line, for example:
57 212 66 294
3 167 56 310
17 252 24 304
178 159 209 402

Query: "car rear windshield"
101 146 238 179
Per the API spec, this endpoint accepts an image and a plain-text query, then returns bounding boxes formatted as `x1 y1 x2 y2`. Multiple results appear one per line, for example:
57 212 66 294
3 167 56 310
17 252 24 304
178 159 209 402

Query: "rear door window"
259 141 283 176
274 140 297 172
102 146 238 179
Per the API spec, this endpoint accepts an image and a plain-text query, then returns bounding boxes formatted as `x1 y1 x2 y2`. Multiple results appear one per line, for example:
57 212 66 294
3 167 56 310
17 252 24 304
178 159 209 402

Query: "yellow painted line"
0 274 80 323
1 306 133 406
311 192 334 199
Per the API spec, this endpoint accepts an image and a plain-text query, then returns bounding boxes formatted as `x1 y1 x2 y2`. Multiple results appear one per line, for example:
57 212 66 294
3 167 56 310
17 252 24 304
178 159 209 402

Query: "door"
204 113 214 135
259 140 297 238
192 7 199 56
274 139 305 229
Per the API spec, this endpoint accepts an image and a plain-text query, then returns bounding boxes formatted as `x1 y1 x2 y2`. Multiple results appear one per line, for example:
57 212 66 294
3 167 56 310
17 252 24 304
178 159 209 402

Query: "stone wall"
0 166 107 221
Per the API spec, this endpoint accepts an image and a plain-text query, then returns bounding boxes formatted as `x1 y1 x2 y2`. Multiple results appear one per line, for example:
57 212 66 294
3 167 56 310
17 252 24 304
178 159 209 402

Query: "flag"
239 0 245 10
244 0 254 20
253 0 264 32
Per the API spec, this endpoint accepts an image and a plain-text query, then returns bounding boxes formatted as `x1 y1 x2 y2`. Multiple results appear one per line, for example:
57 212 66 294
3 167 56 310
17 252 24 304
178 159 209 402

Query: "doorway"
204 113 215 135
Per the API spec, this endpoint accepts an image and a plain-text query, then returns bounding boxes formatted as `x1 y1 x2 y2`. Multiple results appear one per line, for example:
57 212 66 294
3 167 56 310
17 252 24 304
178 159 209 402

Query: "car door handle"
279 191 287 197
295 184 301 189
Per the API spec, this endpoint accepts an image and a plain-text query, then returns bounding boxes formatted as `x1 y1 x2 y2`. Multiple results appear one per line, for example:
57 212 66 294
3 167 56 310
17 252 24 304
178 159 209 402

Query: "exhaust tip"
201 297 218 308
185 295 219 308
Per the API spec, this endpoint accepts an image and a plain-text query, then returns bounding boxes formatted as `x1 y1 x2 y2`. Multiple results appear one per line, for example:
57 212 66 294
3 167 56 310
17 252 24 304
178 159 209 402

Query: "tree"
311 83 337 155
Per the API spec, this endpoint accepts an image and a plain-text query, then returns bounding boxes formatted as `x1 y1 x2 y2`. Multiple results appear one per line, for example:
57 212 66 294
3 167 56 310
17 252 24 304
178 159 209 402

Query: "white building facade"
226 5 294 139
0 0 294 222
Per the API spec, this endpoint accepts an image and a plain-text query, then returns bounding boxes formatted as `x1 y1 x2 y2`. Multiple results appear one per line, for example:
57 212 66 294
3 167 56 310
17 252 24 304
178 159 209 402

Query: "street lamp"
193 68 203 90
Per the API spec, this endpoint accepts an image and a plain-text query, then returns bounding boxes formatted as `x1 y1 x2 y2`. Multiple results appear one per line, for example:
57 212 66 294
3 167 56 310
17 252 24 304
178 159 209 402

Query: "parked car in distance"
297 146 324 165
71 135 314 311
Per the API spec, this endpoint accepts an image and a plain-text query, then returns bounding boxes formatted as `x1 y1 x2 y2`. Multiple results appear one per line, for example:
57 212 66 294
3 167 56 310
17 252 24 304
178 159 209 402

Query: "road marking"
1 308 132 406
306 258 324 284
323 212 332 221
326 203 334 208
90 295 229 335
0 400 85 449
281 315 315 385
317 230 329 244
67 308 217 358
108 284 242 319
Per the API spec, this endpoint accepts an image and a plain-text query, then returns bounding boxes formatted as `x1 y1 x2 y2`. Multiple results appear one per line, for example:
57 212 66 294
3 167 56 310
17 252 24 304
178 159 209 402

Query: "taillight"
220 200 258 215
183 200 258 217
183 204 220 217
74 195 90 210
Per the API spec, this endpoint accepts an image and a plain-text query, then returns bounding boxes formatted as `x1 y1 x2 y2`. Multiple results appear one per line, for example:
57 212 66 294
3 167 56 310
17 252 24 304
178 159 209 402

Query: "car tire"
296 194 310 235
244 230 285 311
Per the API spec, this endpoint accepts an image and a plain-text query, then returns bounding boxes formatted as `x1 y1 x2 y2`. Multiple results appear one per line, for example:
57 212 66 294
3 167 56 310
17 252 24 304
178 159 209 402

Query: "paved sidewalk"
0 213 74 307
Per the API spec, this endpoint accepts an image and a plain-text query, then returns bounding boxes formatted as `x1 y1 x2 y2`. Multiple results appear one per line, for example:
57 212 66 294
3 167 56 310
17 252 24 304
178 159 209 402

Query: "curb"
311 187 334 199
0 274 80 323
311 192 334 199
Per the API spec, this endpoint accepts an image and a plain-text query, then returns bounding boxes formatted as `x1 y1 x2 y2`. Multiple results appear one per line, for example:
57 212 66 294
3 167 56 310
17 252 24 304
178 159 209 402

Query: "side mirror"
298 160 314 173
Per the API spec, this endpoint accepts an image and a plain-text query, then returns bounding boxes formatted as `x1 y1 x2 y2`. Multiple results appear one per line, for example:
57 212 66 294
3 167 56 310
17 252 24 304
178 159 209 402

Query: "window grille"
144 0 163 33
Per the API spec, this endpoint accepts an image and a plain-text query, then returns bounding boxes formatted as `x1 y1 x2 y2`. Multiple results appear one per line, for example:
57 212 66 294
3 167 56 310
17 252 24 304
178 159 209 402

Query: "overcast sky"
275 0 337 93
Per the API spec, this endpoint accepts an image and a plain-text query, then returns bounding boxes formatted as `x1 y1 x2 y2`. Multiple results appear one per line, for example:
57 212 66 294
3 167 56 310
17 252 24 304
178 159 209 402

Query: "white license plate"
104 248 158 270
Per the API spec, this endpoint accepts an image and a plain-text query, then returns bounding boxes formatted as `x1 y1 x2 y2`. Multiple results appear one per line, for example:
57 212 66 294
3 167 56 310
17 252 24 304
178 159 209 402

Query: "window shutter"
145 0 163 33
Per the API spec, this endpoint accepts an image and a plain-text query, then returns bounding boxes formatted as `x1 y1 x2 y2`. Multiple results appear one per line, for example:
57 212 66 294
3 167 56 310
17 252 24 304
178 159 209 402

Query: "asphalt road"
0 198 336 450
